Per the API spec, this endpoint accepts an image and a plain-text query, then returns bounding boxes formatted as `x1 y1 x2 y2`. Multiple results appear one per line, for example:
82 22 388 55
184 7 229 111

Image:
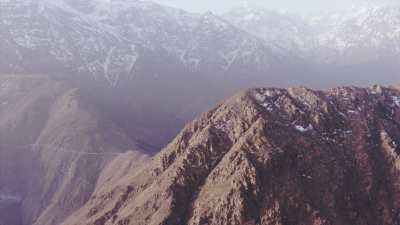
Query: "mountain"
223 5 400 87
0 0 306 149
0 0 290 88
223 7 313 54
224 5 400 65
0 75 150 225
2 0 400 125
2 1 400 224
0 2 298 223
2 1 399 126
61 85 400 225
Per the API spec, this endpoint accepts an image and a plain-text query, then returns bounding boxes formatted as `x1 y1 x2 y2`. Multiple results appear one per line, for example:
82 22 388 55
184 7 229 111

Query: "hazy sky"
151 0 400 13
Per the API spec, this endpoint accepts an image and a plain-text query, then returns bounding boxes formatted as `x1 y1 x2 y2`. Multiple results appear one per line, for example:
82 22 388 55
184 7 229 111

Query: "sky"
150 0 400 14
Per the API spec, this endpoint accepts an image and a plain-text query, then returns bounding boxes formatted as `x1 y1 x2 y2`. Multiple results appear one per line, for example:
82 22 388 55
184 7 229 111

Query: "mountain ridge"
61 85 400 225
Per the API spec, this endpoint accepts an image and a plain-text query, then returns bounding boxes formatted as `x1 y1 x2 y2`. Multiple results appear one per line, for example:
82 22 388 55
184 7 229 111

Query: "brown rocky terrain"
62 85 400 225
0 75 150 225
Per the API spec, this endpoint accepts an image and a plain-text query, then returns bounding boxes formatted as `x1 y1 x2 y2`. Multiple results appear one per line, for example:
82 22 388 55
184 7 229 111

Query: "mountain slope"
63 85 400 225
0 75 150 225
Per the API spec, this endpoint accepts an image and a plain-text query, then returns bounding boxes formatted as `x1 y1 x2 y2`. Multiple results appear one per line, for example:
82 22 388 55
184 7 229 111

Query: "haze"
151 0 400 13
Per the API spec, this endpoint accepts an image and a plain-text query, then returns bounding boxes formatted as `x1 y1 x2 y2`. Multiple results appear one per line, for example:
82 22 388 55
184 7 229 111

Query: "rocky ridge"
62 85 400 225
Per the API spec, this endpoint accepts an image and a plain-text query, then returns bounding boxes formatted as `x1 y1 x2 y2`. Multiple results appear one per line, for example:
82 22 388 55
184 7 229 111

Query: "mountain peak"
61 85 400 225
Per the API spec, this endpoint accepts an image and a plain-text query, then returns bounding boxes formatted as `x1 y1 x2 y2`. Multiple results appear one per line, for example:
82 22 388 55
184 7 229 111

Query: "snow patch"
261 102 274 111
348 110 358 114
254 92 267 103
295 124 313 132
392 96 400 107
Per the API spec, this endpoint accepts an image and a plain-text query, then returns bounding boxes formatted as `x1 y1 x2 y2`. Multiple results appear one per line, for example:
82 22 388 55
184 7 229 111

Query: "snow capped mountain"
224 5 400 65
180 11 285 75
0 0 286 88
314 6 400 62
223 7 314 53
3 0 399 88
0 0 140 86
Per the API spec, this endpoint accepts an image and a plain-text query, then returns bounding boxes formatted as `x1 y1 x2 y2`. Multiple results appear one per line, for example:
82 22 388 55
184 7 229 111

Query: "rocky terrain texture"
0 75 150 225
62 85 400 225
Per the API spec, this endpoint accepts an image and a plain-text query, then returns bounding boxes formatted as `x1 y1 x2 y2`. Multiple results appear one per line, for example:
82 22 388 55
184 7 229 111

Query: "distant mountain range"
1 0 399 124
224 5 400 65
0 0 286 84
1 1 399 124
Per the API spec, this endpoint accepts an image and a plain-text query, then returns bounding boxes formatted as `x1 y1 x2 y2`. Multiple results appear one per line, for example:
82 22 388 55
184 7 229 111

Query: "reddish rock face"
61 85 400 225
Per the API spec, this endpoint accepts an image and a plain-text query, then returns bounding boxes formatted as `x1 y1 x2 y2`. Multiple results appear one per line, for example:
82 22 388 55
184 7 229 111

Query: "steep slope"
64 85 400 225
0 75 149 225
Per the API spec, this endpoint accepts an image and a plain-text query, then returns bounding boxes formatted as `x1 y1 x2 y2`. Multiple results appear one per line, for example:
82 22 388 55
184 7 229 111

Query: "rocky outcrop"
64 85 400 225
